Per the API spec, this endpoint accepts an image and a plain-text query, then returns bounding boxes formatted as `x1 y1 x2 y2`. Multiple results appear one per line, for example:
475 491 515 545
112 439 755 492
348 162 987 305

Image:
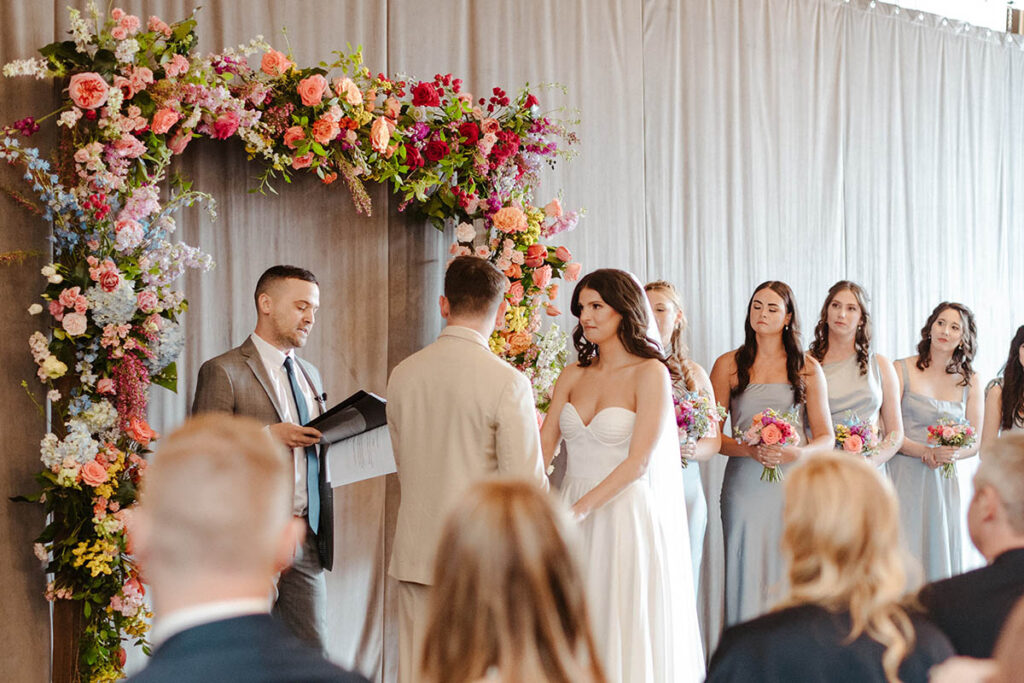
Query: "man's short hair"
976 433 1024 534
254 265 318 310
444 256 507 316
141 414 292 574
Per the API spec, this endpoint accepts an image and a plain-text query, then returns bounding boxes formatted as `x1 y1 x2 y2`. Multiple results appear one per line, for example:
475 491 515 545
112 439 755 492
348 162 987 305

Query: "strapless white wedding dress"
559 403 705 683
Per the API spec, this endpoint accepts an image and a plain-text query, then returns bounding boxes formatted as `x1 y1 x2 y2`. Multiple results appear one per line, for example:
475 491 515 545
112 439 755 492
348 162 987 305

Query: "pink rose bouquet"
926 416 976 479
736 408 800 482
834 414 880 458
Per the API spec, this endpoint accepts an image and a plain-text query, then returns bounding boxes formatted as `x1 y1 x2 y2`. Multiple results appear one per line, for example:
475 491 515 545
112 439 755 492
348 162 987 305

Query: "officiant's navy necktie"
283 356 320 534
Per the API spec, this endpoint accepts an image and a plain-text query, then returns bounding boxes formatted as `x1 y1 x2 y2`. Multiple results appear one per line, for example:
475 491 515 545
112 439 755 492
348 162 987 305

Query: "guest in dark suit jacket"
127 415 365 683
919 432 1024 658
708 452 953 683
192 265 333 649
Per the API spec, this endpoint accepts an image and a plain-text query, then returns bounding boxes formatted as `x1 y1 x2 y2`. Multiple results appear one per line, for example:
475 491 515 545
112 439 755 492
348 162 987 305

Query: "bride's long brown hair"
570 269 674 378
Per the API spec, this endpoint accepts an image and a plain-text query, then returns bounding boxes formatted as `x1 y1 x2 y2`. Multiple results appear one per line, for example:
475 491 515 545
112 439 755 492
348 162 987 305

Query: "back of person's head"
782 452 915 683
994 597 1024 683
253 264 318 310
138 414 293 578
420 480 606 683
444 256 507 318
975 433 1024 535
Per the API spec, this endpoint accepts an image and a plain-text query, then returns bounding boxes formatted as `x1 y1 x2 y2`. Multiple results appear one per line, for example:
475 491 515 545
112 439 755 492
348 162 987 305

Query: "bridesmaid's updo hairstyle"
733 281 806 404
995 325 1024 432
570 269 668 373
915 302 977 387
644 280 696 391
809 281 873 376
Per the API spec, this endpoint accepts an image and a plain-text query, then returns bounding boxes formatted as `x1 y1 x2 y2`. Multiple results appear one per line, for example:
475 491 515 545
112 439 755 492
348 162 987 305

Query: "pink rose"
555 246 572 262
62 312 87 336
283 125 305 149
97 378 116 395
491 206 528 234
99 269 121 293
843 434 864 453
81 460 108 487
384 97 401 119
941 425 955 441
533 264 552 289
524 244 547 268
545 198 563 218
760 423 782 445
545 304 562 316
291 152 314 169
212 111 240 140
137 290 159 313
129 67 154 94
151 107 180 135
148 16 172 37
164 53 189 78
296 74 329 107
111 26 127 41
481 118 501 135
261 50 293 77
477 133 497 156
167 130 192 155
68 72 109 110
311 117 339 145
508 281 525 305
336 78 362 106
564 262 583 281
48 300 65 321
371 116 391 154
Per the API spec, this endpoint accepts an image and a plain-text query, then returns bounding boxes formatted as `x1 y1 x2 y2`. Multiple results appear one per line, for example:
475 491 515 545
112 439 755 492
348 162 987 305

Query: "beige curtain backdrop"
2 0 1024 680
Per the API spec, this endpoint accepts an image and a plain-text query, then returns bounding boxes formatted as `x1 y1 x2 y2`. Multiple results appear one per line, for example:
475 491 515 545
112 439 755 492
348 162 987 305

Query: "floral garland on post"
2 4 579 680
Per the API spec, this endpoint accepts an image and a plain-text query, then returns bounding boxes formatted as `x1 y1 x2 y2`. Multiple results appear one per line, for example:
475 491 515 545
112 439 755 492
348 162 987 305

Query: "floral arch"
1 5 580 680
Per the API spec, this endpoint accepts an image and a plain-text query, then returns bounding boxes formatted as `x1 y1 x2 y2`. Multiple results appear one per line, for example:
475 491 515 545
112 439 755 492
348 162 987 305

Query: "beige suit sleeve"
495 373 548 490
192 360 235 416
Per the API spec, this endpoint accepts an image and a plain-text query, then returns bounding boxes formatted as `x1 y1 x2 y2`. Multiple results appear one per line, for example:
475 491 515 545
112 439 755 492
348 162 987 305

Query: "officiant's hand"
269 422 322 448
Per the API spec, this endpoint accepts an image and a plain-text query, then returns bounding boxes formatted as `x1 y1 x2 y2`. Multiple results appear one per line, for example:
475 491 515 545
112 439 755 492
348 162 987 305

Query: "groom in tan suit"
387 256 548 683
191 265 332 651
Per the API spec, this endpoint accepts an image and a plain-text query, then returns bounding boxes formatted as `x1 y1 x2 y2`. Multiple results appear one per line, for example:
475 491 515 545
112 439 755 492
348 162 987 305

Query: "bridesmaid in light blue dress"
710 281 833 627
981 325 1024 452
892 302 984 582
645 280 721 598
808 281 903 471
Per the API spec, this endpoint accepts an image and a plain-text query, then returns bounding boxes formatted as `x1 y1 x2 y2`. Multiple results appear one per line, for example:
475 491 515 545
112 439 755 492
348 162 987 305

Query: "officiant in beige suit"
386 256 549 683
191 265 333 651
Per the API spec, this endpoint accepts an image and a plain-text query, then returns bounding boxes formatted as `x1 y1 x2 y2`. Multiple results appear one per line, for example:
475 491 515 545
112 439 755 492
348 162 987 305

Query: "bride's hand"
679 440 697 462
569 502 590 523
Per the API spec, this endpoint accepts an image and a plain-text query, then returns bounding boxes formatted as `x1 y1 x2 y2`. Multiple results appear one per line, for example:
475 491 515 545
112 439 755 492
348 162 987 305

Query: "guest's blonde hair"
140 414 292 575
419 480 606 683
780 452 915 683
975 433 1024 534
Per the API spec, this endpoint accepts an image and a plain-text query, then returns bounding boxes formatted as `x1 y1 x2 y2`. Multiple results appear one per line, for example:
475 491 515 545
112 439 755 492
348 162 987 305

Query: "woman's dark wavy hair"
733 281 806 404
997 325 1024 431
809 281 873 376
570 269 672 376
915 302 977 387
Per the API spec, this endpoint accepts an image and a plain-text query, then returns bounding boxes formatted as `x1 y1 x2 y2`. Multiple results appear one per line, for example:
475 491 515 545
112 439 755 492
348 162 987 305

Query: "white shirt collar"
250 332 294 368
440 325 489 349
150 597 270 648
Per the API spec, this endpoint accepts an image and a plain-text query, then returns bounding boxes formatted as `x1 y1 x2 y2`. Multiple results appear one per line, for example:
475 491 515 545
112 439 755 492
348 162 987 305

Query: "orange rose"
151 107 180 135
507 331 533 355
491 206 528 234
843 434 863 453
283 125 305 149
296 74 329 107
760 423 782 445
370 116 391 153
260 49 293 77
81 459 109 487
311 117 339 144
126 417 158 446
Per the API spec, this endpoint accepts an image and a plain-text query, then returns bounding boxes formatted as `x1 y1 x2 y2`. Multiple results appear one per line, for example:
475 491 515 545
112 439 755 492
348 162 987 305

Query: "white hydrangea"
86 281 137 327
59 425 101 465
40 433 61 469
76 399 118 434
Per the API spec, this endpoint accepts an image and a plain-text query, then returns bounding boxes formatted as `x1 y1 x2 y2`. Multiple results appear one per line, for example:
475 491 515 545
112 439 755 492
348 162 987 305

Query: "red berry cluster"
13 117 40 137
82 192 111 220
479 87 511 113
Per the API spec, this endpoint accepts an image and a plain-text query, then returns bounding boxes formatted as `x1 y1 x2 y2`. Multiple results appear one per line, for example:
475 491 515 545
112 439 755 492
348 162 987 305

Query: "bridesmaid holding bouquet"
645 280 721 591
710 281 833 626
808 281 903 469
892 302 983 581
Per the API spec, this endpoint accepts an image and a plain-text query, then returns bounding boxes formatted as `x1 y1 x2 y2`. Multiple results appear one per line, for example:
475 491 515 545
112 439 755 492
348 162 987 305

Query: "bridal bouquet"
673 390 725 468
926 416 976 479
834 414 880 458
736 408 800 483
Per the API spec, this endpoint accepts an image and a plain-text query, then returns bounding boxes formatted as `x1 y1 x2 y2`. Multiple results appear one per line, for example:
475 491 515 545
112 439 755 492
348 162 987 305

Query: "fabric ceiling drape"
2 1 1023 680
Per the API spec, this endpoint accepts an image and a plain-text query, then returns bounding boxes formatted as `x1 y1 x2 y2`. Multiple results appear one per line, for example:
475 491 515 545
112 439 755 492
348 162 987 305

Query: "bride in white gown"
541 268 705 683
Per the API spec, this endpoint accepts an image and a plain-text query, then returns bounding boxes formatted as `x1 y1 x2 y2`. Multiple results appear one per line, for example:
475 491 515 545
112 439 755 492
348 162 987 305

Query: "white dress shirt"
150 597 270 647
250 333 321 518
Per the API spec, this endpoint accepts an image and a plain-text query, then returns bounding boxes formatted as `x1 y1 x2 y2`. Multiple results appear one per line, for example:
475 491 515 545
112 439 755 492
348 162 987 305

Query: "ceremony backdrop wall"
2 0 1023 680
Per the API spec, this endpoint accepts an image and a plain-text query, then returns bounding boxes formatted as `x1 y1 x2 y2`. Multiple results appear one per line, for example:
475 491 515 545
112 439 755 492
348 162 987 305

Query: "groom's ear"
439 295 450 320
